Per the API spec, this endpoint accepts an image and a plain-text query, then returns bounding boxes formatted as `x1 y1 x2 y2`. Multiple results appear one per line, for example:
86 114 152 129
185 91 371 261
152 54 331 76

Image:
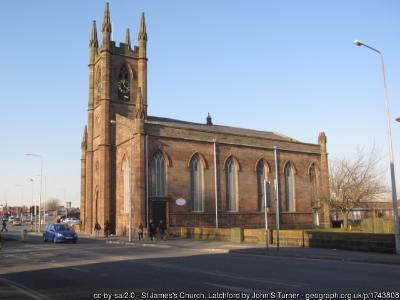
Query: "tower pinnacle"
102 2 112 33
138 12 147 41
125 28 131 50
89 21 98 48
101 2 112 49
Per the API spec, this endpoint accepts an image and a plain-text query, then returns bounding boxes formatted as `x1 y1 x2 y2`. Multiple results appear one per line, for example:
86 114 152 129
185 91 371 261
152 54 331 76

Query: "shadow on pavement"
229 245 400 265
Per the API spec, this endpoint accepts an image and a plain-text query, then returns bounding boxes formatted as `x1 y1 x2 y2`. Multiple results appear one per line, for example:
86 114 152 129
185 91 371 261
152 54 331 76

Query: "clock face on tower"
118 79 130 95
118 66 130 101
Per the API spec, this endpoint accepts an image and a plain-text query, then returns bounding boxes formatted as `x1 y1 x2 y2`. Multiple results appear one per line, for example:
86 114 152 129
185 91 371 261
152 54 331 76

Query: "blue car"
43 223 78 244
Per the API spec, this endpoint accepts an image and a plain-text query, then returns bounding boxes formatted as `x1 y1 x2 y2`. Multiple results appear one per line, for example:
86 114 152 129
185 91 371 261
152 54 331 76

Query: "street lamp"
25 153 43 232
110 120 133 242
354 39 400 254
30 178 35 231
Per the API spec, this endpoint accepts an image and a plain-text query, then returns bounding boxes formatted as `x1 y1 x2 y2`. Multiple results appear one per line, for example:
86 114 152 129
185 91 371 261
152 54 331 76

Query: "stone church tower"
81 3 147 233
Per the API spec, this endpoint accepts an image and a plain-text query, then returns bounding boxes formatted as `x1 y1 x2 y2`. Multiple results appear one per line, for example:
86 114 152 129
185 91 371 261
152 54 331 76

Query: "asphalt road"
1 225 399 300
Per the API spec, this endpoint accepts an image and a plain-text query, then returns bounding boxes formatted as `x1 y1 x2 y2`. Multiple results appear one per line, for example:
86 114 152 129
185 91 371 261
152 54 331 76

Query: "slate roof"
146 116 302 143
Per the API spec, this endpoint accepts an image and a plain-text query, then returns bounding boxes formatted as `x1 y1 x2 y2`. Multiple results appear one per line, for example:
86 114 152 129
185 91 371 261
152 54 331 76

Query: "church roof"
146 116 304 144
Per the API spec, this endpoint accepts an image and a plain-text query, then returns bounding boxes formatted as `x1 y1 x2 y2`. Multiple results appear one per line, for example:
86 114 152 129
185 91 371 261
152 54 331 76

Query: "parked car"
43 223 78 244
8 216 15 222
12 217 22 226
63 217 81 226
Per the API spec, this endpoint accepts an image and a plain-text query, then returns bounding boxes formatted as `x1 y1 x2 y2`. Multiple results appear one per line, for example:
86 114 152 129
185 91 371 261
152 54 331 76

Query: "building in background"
331 193 397 225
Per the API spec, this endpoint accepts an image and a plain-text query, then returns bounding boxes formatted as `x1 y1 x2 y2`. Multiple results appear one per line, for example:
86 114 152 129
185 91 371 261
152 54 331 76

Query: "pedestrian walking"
138 223 144 240
1 220 8 232
104 220 110 237
159 220 166 240
94 221 101 237
149 219 156 241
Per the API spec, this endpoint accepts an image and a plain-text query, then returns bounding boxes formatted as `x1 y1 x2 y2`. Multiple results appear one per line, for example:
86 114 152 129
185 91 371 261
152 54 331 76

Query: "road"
1 224 399 300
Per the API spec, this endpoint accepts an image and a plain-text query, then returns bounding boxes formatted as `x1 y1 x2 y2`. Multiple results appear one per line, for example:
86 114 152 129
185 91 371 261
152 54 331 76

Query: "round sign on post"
176 198 186 206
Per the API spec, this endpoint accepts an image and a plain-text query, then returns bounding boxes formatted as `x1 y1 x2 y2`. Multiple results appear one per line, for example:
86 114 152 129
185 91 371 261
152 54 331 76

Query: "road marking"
132 260 304 288
0 252 159 276
203 282 269 294
49 262 89 273
0 277 51 300
5 253 89 272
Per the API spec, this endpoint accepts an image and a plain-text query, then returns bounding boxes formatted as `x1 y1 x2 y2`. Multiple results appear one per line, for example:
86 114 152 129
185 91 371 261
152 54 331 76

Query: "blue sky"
1 0 400 207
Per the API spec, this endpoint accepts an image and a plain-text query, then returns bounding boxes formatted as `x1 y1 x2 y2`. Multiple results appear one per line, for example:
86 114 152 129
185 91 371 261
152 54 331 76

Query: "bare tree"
328 149 387 230
44 198 60 211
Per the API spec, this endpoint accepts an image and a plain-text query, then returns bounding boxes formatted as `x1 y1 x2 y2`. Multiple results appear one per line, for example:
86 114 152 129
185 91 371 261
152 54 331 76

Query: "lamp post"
110 120 133 242
43 175 47 225
26 153 43 232
30 178 35 230
15 185 23 217
354 39 400 254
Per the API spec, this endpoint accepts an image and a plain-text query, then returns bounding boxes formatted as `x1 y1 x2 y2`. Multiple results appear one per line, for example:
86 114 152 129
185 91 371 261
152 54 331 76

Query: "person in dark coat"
1 220 8 232
94 222 101 238
149 219 156 241
138 223 144 240
159 220 166 240
104 220 110 237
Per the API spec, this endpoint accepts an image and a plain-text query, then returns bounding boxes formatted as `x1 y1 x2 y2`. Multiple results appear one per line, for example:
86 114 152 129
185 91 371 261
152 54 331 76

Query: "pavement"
74 231 400 266
6 227 400 266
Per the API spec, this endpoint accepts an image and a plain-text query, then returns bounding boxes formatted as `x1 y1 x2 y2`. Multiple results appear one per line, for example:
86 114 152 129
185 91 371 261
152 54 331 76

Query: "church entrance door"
152 200 167 227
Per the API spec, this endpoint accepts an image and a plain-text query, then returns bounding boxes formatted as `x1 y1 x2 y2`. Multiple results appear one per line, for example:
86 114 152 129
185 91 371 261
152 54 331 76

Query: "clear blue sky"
1 0 400 207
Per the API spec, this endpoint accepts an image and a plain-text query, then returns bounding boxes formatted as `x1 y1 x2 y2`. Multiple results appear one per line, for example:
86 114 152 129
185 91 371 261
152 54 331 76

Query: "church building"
80 3 330 236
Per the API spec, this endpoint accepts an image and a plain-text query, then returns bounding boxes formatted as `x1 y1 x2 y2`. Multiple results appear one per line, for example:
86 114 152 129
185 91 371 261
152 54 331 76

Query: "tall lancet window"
190 155 204 212
226 157 238 212
257 161 269 211
151 151 165 197
122 157 131 214
118 66 130 101
309 164 317 187
285 162 296 212
95 67 102 101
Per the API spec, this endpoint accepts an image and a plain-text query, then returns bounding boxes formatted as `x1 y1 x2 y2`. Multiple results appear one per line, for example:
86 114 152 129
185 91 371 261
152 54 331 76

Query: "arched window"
257 160 269 211
190 155 204 212
151 151 165 197
226 157 238 212
285 162 296 212
118 66 130 101
122 157 130 214
309 164 317 187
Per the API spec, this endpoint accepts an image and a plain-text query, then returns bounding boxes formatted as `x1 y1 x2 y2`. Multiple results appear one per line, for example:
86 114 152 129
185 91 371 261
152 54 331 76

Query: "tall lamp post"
26 153 43 232
110 120 133 242
30 178 35 231
354 39 400 254
15 185 23 217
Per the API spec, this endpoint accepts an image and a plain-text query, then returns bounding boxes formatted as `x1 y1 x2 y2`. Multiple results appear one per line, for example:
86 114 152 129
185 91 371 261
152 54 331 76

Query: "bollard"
21 229 28 242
